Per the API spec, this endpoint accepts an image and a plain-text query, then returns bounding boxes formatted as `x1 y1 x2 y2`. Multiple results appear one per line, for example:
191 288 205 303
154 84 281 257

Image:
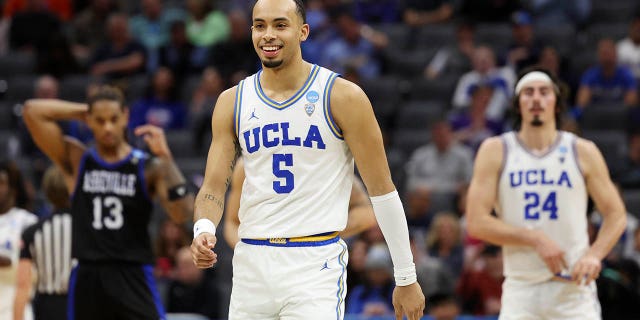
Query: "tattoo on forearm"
225 138 242 189
203 193 224 210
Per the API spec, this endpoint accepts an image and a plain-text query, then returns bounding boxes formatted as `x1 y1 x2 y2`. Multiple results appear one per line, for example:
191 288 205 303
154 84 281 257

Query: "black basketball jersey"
71 148 154 263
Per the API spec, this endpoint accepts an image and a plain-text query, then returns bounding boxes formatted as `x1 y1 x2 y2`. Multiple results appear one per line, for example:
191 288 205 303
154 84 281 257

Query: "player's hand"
533 231 567 274
134 125 172 159
571 253 601 285
190 233 217 268
392 282 425 320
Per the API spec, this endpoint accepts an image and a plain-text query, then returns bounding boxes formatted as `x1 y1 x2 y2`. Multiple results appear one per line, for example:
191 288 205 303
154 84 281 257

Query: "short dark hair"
254 0 306 24
511 66 566 130
87 85 126 112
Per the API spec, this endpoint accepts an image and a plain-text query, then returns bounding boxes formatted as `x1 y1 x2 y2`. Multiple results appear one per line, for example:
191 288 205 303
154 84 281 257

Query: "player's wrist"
193 219 216 238
394 264 417 286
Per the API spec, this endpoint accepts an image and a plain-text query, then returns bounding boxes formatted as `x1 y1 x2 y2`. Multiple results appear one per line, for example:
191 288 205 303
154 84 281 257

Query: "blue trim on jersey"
498 134 509 181
234 80 245 137
67 264 79 320
70 151 90 201
323 73 343 140
241 232 340 247
142 264 167 319
89 148 135 169
335 241 347 320
514 131 563 158
571 135 585 177
136 150 152 202
254 64 320 110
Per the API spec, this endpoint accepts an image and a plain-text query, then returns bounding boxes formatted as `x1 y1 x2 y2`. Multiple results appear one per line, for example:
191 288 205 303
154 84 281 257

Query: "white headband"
514 71 555 95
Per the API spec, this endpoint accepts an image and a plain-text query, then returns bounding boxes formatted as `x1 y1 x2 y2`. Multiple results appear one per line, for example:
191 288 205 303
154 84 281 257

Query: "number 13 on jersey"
524 191 558 220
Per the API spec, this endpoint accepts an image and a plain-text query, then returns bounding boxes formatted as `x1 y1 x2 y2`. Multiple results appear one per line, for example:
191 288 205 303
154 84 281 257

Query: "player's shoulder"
330 77 369 104
477 136 505 155
573 135 600 157
217 85 240 105
8 207 38 226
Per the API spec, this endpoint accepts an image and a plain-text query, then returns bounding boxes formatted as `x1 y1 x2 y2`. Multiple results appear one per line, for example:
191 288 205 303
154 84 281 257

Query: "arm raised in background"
136 125 193 225
331 77 424 320
190 87 240 268
466 137 567 274
571 139 626 284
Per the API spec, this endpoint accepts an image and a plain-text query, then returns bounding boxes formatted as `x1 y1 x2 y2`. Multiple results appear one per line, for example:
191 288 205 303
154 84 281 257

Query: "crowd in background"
1 0 640 319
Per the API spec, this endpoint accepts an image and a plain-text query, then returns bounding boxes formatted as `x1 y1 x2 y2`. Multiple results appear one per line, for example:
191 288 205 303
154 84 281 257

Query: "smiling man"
466 67 627 320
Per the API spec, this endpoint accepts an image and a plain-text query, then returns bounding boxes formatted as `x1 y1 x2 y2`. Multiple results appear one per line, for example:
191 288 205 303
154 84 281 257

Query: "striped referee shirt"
20 210 73 294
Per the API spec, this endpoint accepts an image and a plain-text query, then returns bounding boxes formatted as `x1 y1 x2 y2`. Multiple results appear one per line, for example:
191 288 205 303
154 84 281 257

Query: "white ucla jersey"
0 207 37 318
497 131 588 283
234 65 353 238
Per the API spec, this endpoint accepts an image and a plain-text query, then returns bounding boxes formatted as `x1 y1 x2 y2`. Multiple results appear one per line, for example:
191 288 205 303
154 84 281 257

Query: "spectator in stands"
412 235 456 299
523 0 591 27
4 0 72 21
166 246 219 319
89 13 146 81
405 185 435 234
450 84 504 152
576 38 638 109
155 219 190 279
452 46 516 120
457 245 504 316
185 0 229 48
402 0 454 28
353 0 401 24
320 11 387 80
537 46 574 101
617 15 640 81
405 121 474 198
129 0 186 72
129 67 186 130
459 0 520 23
426 212 464 278
505 11 542 72
426 293 461 320
190 67 225 151
71 0 118 62
159 20 207 81
208 9 258 85
9 0 61 52
424 21 475 80
36 31 79 78
346 238 369 301
346 244 395 316
616 132 640 189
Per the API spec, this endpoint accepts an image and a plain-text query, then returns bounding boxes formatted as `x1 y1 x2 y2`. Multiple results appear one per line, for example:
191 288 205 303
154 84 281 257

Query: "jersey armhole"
497 135 509 181
323 73 343 140
138 151 153 202
70 152 90 201
233 80 245 138
571 135 585 177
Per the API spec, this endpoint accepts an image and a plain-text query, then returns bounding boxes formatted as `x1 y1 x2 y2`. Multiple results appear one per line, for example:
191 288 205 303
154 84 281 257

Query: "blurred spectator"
425 293 461 320
190 67 225 151
4 0 72 21
0 161 38 320
426 212 464 278
129 67 186 130
129 0 186 72
353 0 401 24
36 32 80 78
9 0 61 52
405 185 435 233
459 0 520 23
425 22 475 80
155 220 190 279
615 132 640 189
346 244 395 316
402 0 454 28
505 11 542 72
576 38 638 109
185 0 229 48
412 236 456 299
450 84 504 152
89 13 146 81
71 0 118 62
301 0 333 64
405 121 474 196
345 238 369 300
159 20 208 80
457 245 504 316
617 15 640 81
320 11 387 80
452 46 516 120
166 246 219 319
209 9 258 85
521 0 591 27
537 46 574 101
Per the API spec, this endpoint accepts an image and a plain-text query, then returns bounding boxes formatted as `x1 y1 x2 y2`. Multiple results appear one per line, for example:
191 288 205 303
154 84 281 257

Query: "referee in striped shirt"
14 166 73 320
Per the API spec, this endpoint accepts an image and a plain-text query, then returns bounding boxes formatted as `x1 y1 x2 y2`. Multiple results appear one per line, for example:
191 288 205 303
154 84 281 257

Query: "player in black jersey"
23 86 193 320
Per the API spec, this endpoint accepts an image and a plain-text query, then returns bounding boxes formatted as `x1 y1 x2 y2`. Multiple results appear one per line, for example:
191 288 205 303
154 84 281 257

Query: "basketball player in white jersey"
190 0 424 319
466 67 627 319
223 159 377 249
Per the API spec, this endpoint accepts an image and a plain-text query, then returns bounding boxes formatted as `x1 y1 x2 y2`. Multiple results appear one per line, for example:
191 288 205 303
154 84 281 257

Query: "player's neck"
0 199 14 215
517 126 559 154
260 58 311 93
95 143 132 163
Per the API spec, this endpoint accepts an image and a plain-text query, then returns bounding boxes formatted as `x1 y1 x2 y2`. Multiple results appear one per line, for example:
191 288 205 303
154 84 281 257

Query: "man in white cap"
466 67 627 319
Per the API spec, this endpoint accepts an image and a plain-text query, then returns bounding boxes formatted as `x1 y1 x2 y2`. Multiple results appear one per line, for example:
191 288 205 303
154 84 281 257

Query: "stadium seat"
581 130 627 171
408 75 458 102
372 23 411 49
384 47 439 77
59 75 92 102
395 100 446 130
590 2 637 24
391 128 431 156
586 23 630 46
5 75 36 102
580 105 627 130
0 52 35 78
165 129 198 158
475 23 512 53
0 101 16 130
535 24 576 56
180 74 202 104
623 190 640 219
415 23 457 49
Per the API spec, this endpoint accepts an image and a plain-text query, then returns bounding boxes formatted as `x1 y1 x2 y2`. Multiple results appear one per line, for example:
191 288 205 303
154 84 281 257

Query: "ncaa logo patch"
305 103 315 116
306 90 319 103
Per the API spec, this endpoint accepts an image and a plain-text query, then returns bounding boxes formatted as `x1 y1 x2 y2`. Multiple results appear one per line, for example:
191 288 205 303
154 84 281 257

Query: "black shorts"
68 262 165 320
33 294 66 320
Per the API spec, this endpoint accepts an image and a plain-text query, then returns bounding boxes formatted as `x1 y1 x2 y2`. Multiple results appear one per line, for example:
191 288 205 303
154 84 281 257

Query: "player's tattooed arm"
202 193 224 211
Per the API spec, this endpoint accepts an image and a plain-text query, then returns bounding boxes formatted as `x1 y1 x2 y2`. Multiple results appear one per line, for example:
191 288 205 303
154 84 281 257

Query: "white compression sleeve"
370 190 417 286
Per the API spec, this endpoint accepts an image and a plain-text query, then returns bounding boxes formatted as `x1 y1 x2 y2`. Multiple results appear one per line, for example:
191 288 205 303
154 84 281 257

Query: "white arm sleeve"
370 190 417 286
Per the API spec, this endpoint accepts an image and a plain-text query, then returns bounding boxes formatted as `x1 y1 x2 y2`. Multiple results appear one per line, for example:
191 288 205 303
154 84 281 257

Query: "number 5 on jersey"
273 153 294 193
524 191 558 220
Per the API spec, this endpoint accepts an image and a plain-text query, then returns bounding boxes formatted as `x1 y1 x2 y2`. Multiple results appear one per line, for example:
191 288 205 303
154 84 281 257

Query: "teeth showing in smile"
263 46 279 51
